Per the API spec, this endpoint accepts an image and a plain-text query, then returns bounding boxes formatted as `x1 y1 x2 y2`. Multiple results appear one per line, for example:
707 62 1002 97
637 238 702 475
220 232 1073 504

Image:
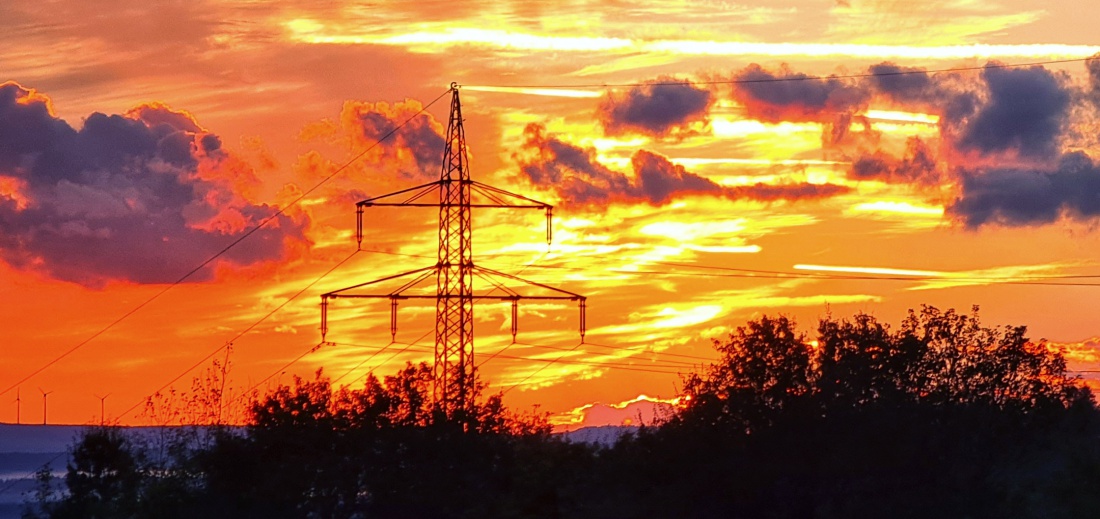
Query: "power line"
502 341 699 369
348 339 688 375
333 336 431 386
476 56 1100 90
496 342 685 396
0 450 67 499
235 340 328 406
2 88 453 399
582 340 716 363
490 351 685 374
500 258 1100 288
479 340 704 369
118 248 362 421
650 261 1100 287
324 339 687 379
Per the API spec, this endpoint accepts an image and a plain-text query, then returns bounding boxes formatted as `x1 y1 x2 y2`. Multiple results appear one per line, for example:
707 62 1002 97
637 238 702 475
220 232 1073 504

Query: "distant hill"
0 424 205 519
0 423 636 518
0 424 85 454
559 425 638 446
0 424 81 519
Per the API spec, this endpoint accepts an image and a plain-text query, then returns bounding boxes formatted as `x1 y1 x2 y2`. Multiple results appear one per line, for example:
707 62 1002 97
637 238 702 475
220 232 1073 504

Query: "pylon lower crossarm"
322 266 436 297
473 266 586 299
326 294 576 301
359 203 551 209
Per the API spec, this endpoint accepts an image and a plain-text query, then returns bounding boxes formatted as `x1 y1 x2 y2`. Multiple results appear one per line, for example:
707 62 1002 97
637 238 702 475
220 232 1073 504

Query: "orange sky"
2 0 1100 429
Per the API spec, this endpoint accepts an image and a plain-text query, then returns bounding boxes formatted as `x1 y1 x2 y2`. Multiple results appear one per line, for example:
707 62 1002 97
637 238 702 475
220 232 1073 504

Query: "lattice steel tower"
321 84 586 419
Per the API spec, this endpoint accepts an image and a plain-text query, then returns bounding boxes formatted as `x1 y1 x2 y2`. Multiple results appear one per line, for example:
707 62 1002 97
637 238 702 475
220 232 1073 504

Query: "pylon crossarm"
469 181 554 243
364 202 551 208
387 268 439 296
469 181 551 208
327 294 568 301
357 181 443 207
474 266 587 341
473 265 586 299
473 269 520 297
323 266 437 297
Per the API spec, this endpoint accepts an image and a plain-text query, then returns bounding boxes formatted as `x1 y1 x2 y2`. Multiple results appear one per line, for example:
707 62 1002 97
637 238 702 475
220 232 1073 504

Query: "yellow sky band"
287 23 1100 60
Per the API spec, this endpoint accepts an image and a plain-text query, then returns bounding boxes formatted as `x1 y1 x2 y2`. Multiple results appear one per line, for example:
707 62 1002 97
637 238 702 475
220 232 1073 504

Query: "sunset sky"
3 0 1100 429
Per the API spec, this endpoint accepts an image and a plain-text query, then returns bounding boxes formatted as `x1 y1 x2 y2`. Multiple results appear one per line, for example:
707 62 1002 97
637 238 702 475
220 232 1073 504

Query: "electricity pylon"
321 84 586 420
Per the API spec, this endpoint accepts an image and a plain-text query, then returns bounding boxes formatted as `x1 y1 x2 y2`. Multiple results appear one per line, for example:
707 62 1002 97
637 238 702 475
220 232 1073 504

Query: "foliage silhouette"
27 306 1100 518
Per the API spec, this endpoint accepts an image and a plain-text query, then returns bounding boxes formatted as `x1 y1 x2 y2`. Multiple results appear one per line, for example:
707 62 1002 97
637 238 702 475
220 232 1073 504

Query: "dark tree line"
25 306 1100 518
604 307 1100 518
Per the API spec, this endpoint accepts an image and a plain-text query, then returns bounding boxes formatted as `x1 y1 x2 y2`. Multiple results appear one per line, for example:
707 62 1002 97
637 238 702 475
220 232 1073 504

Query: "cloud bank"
716 61 1100 229
0 82 307 287
516 123 848 207
597 77 713 138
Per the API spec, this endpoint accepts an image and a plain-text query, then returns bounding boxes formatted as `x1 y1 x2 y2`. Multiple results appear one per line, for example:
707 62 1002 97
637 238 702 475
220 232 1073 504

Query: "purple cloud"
598 77 713 138
0 82 307 287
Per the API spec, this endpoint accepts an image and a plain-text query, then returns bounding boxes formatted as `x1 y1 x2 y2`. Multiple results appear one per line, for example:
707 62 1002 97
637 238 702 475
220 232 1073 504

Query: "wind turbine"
38 388 53 426
94 393 111 425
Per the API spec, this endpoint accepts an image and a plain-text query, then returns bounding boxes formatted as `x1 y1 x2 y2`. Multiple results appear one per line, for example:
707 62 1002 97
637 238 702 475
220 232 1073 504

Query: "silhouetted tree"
643 306 1100 519
31 306 1100 519
28 427 141 519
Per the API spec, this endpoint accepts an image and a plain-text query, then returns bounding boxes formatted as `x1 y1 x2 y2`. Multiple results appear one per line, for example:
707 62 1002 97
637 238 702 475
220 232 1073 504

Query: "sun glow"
0 176 30 210
795 264 945 277
863 109 940 125
793 263 1080 290
462 85 602 99
849 201 945 216
550 393 693 429
283 22 1100 60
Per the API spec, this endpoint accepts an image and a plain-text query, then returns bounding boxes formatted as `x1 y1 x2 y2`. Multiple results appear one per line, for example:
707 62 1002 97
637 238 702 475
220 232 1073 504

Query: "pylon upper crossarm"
357 181 443 207
469 180 552 208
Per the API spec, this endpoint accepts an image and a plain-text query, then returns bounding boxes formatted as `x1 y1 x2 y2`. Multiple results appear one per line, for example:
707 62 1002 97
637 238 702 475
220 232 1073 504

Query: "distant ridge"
0 424 85 454
559 425 638 446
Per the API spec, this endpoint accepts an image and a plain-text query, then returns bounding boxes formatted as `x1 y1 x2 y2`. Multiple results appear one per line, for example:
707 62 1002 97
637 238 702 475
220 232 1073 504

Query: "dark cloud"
0 82 306 287
597 77 713 138
733 182 850 201
948 151 1100 227
849 137 941 185
730 64 869 123
631 150 725 204
865 62 979 125
942 90 981 125
839 62 1081 198
868 62 938 104
516 123 848 206
341 100 446 181
517 124 638 205
957 65 1070 159
1085 55 1100 107
127 103 205 134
